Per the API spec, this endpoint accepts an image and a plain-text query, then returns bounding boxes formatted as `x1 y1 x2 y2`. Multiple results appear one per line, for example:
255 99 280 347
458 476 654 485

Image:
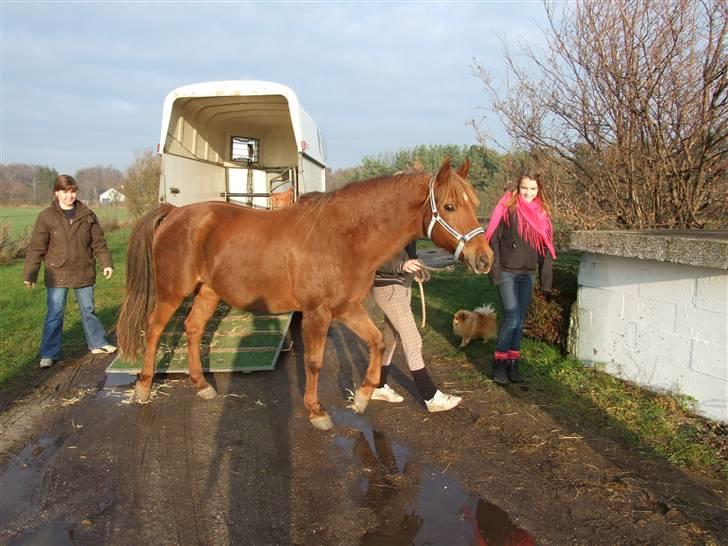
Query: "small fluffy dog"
453 304 498 348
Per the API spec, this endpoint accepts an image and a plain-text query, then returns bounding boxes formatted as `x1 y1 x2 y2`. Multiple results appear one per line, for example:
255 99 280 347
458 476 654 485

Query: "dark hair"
54 175 78 192
506 170 551 216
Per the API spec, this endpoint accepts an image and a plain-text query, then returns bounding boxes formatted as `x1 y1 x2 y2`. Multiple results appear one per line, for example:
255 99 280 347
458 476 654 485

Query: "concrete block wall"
574 254 728 422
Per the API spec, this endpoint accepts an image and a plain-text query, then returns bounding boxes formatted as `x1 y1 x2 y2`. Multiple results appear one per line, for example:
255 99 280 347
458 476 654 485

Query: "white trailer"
157 80 327 208
108 81 327 376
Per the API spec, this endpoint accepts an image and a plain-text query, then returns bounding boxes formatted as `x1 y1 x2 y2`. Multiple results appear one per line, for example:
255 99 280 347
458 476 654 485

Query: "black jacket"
488 211 553 292
374 240 418 288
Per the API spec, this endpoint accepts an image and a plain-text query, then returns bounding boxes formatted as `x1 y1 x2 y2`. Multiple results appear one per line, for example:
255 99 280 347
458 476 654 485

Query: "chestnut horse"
116 159 493 430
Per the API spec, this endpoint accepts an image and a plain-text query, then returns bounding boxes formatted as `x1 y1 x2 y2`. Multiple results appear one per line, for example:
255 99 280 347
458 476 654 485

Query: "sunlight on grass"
0 227 129 389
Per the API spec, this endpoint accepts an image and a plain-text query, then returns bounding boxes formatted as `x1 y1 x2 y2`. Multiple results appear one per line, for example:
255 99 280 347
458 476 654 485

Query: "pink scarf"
485 192 556 259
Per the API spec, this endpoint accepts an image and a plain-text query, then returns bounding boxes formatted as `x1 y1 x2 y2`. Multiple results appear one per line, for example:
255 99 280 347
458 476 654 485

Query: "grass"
1 205 129 238
411 255 728 481
0 227 129 390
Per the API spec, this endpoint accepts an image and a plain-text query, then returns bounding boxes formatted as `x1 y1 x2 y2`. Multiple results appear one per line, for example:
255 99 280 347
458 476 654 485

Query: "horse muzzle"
463 246 492 274
475 253 492 274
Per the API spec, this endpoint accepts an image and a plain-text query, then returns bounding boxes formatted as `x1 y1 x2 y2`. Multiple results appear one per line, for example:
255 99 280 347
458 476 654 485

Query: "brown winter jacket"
23 200 113 288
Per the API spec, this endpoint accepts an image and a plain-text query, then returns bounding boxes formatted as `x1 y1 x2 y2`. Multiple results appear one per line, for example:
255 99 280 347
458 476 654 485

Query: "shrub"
523 248 580 352
0 224 29 264
124 150 161 218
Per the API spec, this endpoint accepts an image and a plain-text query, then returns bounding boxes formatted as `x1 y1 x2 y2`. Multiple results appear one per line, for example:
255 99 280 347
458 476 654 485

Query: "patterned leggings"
371 284 425 371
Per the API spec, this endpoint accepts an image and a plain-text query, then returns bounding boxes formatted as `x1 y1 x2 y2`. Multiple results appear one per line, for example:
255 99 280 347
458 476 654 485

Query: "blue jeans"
495 271 534 353
40 286 109 359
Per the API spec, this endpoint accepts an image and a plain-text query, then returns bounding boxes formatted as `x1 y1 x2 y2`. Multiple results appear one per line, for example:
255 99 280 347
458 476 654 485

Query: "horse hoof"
352 390 369 414
196 385 217 400
135 383 151 404
310 414 333 431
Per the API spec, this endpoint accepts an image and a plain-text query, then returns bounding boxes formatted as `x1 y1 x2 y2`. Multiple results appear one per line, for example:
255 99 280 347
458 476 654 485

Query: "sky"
1 1 550 175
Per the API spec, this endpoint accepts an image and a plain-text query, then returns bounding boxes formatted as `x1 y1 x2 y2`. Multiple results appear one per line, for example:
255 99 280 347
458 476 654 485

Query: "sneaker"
91 344 117 355
371 384 405 403
425 390 462 413
39 358 54 368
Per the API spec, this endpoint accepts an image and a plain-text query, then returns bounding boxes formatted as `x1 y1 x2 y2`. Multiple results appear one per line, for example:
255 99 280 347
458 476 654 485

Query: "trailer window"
231 136 260 163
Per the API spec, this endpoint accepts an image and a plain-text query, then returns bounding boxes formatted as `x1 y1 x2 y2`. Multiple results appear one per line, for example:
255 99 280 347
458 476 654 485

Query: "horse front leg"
302 306 333 430
184 285 220 400
136 300 179 403
335 303 384 415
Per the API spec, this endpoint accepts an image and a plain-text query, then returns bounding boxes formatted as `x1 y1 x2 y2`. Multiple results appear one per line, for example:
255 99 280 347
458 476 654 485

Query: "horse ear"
435 158 453 184
456 158 471 179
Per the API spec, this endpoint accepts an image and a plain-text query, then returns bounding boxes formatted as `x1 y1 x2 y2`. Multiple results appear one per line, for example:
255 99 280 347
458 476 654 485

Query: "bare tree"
474 0 727 229
75 165 124 204
124 150 161 218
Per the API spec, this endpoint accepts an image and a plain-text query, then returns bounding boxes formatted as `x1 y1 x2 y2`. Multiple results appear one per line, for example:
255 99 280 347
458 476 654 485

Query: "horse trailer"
109 81 327 377
157 80 327 208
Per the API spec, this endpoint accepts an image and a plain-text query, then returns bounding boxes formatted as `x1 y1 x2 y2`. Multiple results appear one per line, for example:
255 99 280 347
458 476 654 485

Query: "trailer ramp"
107 301 292 374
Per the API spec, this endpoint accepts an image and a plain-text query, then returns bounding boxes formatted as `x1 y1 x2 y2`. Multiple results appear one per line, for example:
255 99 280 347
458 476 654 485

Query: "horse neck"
348 175 428 265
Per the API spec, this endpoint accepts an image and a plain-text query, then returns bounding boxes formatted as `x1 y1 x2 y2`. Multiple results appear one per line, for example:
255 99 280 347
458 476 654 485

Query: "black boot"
493 359 510 386
507 359 524 383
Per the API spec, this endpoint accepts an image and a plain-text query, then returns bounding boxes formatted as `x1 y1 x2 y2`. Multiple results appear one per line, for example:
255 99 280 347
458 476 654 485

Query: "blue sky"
1 1 549 174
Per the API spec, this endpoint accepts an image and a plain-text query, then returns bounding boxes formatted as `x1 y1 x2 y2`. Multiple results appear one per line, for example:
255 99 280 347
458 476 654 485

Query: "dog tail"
474 303 496 317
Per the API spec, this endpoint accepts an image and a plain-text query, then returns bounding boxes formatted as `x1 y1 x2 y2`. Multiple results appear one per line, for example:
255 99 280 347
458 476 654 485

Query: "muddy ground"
1 296 727 544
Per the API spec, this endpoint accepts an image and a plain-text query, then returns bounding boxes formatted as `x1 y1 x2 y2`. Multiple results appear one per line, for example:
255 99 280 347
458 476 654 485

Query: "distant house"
99 188 126 205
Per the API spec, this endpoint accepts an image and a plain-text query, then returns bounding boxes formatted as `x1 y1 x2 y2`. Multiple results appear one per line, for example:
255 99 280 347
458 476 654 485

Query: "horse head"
425 158 493 274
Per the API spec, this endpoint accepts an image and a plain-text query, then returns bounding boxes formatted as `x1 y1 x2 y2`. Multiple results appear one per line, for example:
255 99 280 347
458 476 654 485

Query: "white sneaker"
371 384 404 403
39 358 54 368
91 344 117 354
425 390 462 413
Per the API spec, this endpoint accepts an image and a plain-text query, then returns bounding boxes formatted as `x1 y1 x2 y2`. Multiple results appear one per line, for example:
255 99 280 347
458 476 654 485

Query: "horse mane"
296 166 478 216
438 170 480 208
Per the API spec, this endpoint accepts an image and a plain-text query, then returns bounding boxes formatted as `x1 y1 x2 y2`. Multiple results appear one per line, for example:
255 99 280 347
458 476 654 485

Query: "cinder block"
695 273 728 313
678 370 728 422
601 353 643 381
577 314 636 362
676 306 728 347
637 263 696 305
578 255 640 294
577 307 593 331
578 287 624 319
623 295 677 333
633 325 692 369
691 340 728 381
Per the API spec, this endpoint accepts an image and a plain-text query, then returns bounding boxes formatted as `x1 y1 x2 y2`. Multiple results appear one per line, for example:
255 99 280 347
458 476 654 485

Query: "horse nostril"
477 254 489 272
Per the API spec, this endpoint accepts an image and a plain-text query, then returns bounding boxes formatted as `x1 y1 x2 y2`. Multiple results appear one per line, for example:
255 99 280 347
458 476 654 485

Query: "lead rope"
414 263 450 328
418 280 427 328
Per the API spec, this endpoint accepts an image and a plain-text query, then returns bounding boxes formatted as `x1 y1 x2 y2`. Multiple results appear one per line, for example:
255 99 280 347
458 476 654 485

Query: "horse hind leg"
136 298 180 403
335 304 384 415
184 284 220 400
301 307 333 430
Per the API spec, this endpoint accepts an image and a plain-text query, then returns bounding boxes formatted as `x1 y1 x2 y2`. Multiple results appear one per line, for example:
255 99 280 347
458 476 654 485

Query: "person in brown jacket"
23 175 116 368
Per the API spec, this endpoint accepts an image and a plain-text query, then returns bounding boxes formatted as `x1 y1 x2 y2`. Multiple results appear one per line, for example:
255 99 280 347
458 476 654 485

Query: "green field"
1 205 129 238
0 227 129 389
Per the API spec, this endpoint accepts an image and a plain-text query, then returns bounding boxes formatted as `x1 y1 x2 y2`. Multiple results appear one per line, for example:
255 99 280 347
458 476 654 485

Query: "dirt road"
1 307 726 545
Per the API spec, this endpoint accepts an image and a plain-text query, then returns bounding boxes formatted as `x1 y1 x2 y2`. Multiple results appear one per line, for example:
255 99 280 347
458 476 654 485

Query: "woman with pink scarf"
485 172 556 386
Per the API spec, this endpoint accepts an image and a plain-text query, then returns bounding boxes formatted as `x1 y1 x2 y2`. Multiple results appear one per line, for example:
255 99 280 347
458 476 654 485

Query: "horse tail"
117 204 175 359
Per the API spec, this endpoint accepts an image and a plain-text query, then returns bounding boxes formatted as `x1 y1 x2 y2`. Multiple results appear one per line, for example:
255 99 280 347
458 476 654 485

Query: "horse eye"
444 204 455 212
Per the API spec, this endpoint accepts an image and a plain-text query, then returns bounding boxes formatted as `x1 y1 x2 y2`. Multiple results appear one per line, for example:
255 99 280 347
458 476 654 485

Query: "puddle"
102 373 137 389
94 373 137 404
9 519 74 546
332 409 535 546
0 436 61 523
